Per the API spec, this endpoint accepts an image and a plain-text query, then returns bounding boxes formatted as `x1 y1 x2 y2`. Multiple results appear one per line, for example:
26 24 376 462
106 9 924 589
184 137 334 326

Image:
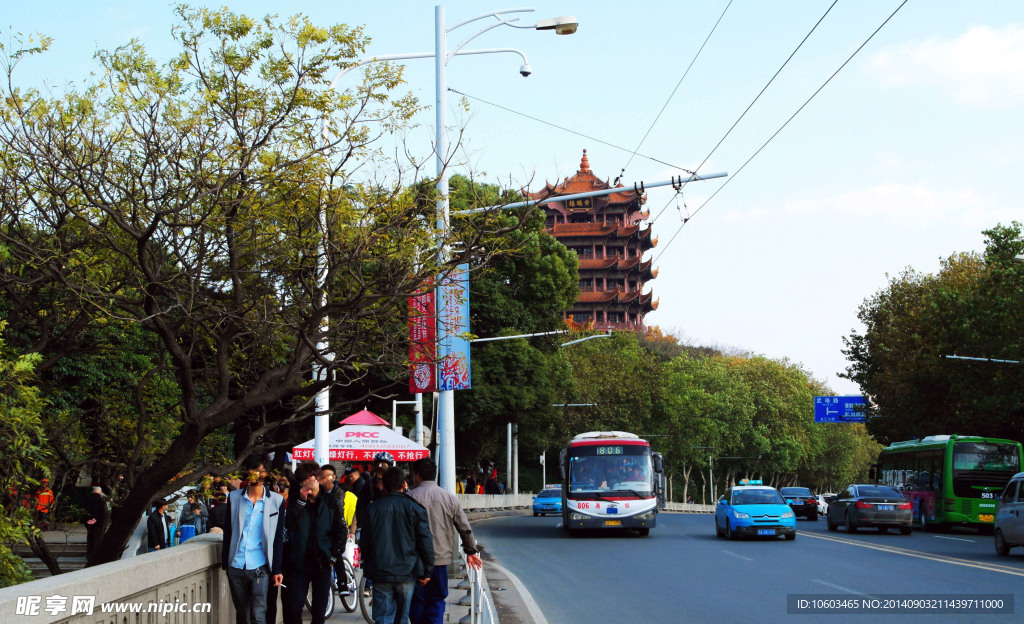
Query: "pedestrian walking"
407 457 482 624
221 455 285 624
362 467 434 624
146 500 171 552
280 462 347 624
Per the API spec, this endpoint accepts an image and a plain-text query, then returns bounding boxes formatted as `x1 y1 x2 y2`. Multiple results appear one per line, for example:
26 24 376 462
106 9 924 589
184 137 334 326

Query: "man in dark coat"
281 462 346 624
146 500 170 552
362 467 434 624
84 484 109 562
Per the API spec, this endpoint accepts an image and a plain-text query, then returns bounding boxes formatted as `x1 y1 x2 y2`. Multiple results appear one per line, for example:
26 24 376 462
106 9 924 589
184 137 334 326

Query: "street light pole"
433 6 578 494
310 6 577 478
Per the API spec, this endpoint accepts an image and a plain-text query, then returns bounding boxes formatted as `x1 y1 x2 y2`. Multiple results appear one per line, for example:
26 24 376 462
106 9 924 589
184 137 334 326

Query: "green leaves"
844 221 1024 444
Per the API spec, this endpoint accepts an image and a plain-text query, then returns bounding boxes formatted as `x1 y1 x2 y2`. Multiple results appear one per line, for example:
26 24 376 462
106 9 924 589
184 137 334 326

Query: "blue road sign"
814 395 869 422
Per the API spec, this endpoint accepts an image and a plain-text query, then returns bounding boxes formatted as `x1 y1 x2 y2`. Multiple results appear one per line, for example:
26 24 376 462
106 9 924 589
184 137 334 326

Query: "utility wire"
448 88 695 175
618 0 735 183
654 0 909 265
651 0 838 224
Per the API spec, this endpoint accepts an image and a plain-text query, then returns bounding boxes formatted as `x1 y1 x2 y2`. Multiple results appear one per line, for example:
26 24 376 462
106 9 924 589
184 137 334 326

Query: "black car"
780 487 818 520
826 484 912 534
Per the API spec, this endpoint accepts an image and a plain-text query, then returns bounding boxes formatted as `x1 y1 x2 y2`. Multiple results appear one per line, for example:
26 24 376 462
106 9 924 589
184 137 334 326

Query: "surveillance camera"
519 64 532 78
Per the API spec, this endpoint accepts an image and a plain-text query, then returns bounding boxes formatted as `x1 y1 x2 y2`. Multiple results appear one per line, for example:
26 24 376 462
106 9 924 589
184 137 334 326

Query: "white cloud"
868 24 1024 109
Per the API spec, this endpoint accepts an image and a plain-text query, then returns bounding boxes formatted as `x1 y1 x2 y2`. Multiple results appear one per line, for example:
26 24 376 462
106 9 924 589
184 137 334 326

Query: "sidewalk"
316 509 532 624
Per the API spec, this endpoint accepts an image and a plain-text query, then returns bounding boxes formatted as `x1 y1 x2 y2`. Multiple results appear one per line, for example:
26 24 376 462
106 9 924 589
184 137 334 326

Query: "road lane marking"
486 560 550 624
934 535 975 543
722 550 754 562
811 579 875 598
799 531 1024 577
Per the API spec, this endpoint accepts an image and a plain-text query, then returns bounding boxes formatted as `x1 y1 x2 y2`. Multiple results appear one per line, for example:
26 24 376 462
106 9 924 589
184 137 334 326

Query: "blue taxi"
532 488 562 517
714 480 796 540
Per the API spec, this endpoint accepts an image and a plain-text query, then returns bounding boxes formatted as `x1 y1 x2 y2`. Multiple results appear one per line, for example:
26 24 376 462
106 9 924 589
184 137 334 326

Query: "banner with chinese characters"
408 282 436 394
437 264 471 390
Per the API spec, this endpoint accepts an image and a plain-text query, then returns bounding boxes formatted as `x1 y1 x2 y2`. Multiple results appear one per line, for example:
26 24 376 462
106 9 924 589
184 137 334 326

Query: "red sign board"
409 284 436 393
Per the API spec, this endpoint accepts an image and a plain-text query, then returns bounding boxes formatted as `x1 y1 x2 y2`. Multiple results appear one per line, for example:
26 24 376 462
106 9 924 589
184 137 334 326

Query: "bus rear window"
953 443 1021 471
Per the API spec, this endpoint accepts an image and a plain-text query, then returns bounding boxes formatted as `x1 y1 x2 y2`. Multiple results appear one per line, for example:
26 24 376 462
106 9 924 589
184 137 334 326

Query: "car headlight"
570 512 587 521
733 511 750 519
635 510 656 520
781 511 795 519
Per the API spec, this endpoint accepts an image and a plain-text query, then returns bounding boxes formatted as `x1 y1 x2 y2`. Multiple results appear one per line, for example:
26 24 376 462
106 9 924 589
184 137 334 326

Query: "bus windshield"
568 447 653 496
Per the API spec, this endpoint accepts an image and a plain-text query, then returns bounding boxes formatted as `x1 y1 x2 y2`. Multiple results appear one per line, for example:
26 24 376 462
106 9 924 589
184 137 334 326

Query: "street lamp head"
535 16 578 35
519 63 532 77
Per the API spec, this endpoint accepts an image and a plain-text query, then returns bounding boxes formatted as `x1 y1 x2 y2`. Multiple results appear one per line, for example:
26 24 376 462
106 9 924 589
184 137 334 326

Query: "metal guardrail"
663 502 715 513
455 550 496 624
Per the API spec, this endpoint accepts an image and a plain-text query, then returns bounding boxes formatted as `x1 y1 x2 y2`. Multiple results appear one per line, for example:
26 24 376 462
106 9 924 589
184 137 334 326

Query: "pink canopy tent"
292 410 429 462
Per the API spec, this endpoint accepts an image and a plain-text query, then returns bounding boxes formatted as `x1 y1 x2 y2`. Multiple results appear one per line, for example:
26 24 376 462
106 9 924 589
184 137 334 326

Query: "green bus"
877 435 1023 532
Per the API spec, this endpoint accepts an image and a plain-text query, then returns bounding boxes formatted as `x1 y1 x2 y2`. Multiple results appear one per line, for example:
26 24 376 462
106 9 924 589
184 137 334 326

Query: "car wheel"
995 530 1011 556
785 532 796 541
878 526 888 534
827 514 837 532
845 512 857 533
726 520 738 541
808 512 818 522
533 512 538 517
899 526 911 535
716 518 724 537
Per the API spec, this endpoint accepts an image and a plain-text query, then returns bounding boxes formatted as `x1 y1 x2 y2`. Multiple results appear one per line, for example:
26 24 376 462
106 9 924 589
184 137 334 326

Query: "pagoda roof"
576 288 659 306
550 223 654 241
530 150 642 205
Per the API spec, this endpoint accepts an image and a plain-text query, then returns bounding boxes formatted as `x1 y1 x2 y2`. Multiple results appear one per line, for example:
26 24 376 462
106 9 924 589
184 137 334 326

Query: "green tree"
0 319 52 587
843 222 1024 444
0 9 523 564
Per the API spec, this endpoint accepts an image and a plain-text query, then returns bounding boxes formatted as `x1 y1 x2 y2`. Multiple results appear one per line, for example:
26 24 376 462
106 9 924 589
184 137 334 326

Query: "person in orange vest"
34 479 55 530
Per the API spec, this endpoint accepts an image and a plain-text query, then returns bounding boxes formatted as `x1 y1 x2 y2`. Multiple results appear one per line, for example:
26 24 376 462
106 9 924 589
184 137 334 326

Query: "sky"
5 1 1023 395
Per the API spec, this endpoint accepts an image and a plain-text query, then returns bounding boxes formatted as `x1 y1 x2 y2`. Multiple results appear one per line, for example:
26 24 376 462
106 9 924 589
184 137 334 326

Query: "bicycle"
305 545 359 617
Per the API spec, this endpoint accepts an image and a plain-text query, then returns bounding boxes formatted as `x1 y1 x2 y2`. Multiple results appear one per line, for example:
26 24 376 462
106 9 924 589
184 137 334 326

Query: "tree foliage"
843 222 1024 445
0 319 51 587
0 9 530 564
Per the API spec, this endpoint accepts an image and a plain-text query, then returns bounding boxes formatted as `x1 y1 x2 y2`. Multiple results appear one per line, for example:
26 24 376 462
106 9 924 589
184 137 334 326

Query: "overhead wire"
650 0 839 225
617 0 735 185
654 0 910 265
448 88 695 175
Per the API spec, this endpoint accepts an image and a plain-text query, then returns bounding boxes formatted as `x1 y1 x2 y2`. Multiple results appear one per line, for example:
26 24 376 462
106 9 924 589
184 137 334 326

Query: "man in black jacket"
363 467 434 624
281 462 347 624
84 484 108 562
146 500 170 552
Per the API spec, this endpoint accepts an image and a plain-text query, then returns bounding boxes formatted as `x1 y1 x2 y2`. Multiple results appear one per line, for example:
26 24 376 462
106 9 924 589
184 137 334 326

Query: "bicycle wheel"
341 559 358 613
305 577 336 620
359 574 374 624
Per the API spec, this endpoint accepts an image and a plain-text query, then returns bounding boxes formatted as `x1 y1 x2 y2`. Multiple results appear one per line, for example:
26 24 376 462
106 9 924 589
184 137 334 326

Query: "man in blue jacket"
363 467 434 624
221 454 285 624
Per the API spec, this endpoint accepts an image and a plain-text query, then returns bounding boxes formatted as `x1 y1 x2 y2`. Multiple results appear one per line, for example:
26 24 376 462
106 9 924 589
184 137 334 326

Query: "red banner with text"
409 283 436 393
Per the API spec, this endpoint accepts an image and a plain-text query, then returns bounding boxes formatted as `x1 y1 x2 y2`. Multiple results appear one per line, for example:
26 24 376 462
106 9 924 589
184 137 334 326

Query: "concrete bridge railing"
0 533 228 624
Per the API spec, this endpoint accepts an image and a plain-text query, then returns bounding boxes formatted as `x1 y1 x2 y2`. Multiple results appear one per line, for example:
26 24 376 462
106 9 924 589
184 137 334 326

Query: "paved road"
472 513 1024 624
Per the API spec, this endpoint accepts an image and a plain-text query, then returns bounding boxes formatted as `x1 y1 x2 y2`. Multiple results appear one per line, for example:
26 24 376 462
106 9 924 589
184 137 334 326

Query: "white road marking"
722 550 754 562
933 535 975 543
487 560 550 624
811 579 875 598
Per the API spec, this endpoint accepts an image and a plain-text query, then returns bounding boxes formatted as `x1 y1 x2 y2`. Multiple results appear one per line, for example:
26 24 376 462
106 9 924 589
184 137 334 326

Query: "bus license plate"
979 514 994 523
877 505 894 511
604 520 622 526
757 529 775 536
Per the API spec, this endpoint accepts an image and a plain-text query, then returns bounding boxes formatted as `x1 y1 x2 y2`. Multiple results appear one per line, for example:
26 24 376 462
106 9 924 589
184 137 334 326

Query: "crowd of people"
129 452 481 624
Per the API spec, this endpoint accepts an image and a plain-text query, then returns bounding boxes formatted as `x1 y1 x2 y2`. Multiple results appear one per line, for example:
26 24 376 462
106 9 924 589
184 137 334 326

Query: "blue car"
533 488 562 517
714 480 796 540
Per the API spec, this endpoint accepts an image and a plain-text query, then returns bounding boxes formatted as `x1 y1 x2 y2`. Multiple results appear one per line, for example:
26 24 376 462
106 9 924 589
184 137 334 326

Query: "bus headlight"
570 512 587 521
635 510 656 520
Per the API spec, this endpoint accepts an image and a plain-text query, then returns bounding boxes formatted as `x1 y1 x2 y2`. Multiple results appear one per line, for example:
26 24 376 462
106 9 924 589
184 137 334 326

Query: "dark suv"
780 487 819 520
